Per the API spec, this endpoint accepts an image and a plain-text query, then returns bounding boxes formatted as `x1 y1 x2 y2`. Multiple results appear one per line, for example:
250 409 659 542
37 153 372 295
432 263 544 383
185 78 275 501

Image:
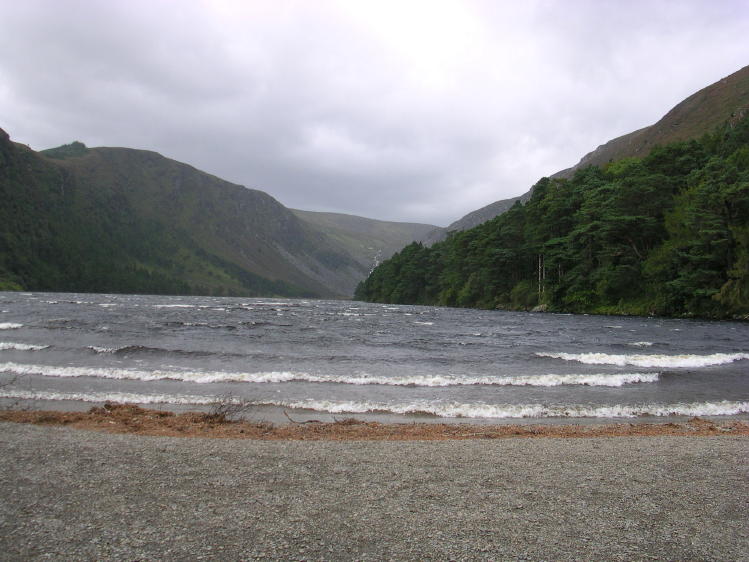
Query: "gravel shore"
1 422 747 561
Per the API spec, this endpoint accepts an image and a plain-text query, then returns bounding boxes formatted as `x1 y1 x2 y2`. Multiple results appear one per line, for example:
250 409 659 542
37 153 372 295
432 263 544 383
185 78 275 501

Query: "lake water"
1 292 748 423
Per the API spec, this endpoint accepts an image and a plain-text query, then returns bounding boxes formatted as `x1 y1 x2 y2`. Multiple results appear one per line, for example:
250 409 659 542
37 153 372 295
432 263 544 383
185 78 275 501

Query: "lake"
1 292 747 423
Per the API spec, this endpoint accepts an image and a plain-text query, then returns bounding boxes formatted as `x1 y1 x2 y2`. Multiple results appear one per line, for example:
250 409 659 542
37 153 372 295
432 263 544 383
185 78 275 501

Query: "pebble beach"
1 420 747 560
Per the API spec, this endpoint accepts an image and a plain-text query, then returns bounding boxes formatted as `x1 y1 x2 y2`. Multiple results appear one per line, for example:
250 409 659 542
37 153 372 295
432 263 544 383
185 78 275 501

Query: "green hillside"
0 130 370 297
292 210 436 271
356 115 749 318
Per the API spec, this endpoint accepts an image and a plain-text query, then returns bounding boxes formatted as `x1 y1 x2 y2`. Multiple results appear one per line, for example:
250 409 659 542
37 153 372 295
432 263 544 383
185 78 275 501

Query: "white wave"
154 304 196 309
413 321 434 326
0 323 22 330
628 342 654 347
0 362 658 387
0 342 49 351
538 352 749 368
0 389 218 405
87 346 117 354
4 390 745 419
98 304 117 308
274 399 749 419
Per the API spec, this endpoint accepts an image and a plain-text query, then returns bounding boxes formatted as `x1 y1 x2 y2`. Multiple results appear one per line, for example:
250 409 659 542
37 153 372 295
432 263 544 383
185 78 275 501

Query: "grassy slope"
555 65 749 176
292 209 437 270
433 65 749 243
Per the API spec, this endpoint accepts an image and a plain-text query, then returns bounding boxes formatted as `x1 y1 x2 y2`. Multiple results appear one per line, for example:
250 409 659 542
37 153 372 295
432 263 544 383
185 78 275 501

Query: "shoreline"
1 402 748 440
4 397 749 427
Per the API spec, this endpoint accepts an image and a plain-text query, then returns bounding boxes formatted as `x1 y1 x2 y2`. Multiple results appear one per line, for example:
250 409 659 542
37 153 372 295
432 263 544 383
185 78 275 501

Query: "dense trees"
356 117 749 318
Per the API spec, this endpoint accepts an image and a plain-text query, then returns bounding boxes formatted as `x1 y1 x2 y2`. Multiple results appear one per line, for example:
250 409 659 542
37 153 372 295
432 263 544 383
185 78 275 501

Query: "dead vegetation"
205 393 255 423
1 402 748 440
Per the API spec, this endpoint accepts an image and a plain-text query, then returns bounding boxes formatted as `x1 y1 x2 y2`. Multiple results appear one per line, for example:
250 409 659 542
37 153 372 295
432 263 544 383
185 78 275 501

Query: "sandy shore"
0 420 747 561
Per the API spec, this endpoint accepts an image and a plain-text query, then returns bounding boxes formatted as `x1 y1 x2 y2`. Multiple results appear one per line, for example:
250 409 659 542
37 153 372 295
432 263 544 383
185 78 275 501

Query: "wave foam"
0 342 49 351
274 399 749 419
0 362 657 387
538 352 749 368
0 389 217 405
1 391 746 419
0 323 22 330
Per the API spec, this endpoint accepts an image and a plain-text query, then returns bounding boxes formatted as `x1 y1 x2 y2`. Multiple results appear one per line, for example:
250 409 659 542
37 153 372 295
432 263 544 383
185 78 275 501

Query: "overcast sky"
1 1 747 226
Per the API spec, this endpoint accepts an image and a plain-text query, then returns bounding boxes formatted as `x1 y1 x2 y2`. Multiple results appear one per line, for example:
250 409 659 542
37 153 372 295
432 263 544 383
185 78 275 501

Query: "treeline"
355 117 749 318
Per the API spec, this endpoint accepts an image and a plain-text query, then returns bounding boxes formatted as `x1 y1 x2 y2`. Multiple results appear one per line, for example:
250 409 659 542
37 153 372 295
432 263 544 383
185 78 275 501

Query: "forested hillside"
355 115 749 318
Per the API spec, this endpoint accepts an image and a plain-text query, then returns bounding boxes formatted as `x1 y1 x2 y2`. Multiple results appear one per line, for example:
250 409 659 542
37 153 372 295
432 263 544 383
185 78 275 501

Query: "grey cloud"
1 0 747 225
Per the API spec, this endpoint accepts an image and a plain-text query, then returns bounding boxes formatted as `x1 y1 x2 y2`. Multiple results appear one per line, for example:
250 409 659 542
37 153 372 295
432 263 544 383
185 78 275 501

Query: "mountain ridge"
292 209 436 272
427 65 749 243
0 131 433 297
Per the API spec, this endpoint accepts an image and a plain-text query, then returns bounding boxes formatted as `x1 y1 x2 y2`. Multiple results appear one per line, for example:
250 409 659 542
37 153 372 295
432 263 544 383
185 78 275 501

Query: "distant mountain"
292 210 436 272
0 129 431 297
427 65 749 243
421 194 528 245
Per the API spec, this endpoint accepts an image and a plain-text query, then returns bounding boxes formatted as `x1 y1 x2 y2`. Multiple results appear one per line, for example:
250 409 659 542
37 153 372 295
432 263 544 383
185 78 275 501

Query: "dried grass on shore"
1 402 748 440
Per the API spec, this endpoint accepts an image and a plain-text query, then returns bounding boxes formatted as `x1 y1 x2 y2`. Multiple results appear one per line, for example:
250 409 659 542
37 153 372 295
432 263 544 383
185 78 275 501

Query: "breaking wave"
0 389 218 405
538 351 749 368
0 362 657 387
272 399 749 419
0 323 22 330
0 342 49 351
86 345 212 357
2 389 747 419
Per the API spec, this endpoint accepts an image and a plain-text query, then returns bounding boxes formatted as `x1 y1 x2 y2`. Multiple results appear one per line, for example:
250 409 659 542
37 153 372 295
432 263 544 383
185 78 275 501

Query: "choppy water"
1 292 748 421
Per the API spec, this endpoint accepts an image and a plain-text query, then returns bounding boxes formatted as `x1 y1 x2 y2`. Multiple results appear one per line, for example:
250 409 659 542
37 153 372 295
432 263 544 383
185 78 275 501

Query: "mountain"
427 65 749 243
421 194 529 245
292 210 436 272
0 129 432 297
356 111 749 318
553 64 749 177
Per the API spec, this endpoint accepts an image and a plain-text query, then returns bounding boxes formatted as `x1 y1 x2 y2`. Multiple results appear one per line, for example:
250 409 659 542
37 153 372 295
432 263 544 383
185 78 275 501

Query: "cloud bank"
1 0 747 225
